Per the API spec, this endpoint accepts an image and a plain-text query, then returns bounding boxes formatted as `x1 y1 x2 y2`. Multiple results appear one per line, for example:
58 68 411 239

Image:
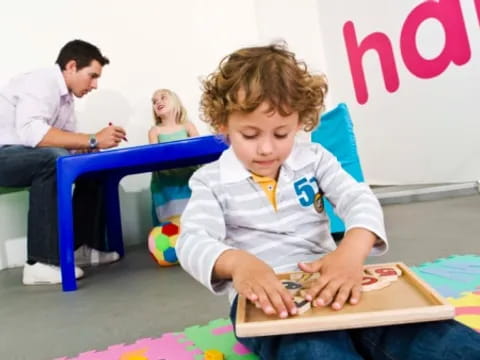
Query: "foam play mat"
55 255 480 360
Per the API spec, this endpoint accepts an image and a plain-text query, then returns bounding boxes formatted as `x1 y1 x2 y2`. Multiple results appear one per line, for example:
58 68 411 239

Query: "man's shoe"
22 262 84 285
74 245 120 267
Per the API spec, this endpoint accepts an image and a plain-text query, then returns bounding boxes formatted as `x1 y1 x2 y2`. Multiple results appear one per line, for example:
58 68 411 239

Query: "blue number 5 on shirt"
294 177 319 207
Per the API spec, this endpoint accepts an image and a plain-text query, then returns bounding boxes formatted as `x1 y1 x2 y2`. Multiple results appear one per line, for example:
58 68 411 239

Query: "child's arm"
185 122 200 137
301 145 387 310
299 228 376 310
176 168 296 318
148 126 159 144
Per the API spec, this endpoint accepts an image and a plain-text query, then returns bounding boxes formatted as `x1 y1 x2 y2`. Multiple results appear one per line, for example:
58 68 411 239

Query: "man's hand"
95 125 126 149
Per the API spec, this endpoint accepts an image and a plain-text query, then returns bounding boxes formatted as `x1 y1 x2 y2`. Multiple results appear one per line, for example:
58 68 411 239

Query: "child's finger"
279 287 297 316
331 283 352 310
314 280 342 307
298 260 322 274
252 286 276 315
267 289 290 319
349 285 362 305
303 275 329 302
242 287 258 302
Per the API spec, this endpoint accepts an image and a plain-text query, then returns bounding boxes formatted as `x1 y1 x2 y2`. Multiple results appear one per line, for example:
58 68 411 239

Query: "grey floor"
1 194 480 360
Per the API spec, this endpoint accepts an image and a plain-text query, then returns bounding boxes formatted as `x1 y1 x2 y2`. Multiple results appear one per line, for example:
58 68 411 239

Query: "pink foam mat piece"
211 324 234 335
54 333 201 360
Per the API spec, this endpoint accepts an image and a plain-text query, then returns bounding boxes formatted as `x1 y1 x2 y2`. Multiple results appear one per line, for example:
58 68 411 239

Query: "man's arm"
38 126 126 150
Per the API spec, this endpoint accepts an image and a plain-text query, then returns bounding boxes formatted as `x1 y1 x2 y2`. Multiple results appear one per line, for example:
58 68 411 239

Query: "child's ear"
217 124 230 144
297 121 304 132
217 124 228 135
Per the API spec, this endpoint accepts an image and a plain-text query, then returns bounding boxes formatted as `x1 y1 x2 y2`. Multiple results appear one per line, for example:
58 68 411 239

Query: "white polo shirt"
0 65 75 147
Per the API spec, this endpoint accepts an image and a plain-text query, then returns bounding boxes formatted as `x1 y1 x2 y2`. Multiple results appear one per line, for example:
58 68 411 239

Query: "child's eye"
274 133 288 139
241 133 257 140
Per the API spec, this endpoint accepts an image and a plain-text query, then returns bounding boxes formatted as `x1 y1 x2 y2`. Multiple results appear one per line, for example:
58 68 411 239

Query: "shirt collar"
54 64 73 103
218 140 313 184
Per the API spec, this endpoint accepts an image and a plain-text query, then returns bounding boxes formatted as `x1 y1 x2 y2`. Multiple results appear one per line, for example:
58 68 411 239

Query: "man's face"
225 102 301 179
64 60 103 98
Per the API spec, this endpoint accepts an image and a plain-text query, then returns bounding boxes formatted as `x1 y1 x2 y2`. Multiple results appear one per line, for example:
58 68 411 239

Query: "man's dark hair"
55 39 110 70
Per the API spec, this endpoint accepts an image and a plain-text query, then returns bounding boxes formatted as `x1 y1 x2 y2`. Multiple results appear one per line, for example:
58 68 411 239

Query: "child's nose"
257 137 273 155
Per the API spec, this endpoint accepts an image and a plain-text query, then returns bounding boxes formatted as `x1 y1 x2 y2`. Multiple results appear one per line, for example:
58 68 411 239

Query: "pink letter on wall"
343 21 399 105
400 0 471 79
475 0 480 26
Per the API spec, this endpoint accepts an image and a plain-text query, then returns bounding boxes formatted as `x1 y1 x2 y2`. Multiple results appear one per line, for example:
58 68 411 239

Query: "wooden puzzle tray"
235 262 455 337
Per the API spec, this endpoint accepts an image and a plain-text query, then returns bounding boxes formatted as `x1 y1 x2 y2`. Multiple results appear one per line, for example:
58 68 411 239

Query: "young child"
148 89 199 226
176 44 480 359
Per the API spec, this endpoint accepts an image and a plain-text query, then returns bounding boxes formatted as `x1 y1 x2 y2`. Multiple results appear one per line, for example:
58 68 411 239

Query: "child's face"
225 102 301 179
152 92 174 118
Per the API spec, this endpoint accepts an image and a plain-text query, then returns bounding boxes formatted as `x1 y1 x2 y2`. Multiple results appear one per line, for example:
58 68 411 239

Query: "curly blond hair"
200 42 328 133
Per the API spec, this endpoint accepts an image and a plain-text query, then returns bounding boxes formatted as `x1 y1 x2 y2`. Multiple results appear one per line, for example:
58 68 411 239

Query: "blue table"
57 135 228 291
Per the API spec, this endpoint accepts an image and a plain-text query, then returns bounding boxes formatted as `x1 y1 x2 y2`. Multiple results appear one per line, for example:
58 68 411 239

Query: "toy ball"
148 222 180 266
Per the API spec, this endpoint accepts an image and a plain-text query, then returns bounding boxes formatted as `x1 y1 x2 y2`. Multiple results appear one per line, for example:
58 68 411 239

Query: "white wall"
0 192 28 269
0 0 326 267
316 0 480 184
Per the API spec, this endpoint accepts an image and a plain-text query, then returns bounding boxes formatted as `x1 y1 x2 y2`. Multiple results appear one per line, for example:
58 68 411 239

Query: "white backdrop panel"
317 0 480 184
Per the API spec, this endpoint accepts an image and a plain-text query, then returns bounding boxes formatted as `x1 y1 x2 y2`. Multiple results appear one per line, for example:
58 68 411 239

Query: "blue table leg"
57 172 77 291
104 174 124 257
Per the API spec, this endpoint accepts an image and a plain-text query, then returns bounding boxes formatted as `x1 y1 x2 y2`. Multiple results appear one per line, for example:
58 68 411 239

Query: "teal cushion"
311 103 364 234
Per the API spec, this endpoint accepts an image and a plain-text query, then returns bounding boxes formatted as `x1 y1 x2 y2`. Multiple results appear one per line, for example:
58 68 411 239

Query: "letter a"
400 0 471 79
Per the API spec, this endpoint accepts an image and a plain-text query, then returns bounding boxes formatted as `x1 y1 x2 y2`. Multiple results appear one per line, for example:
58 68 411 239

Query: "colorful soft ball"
148 222 179 266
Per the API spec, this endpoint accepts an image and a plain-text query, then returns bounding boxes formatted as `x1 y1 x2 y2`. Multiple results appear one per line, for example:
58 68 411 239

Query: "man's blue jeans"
230 296 480 360
0 145 107 265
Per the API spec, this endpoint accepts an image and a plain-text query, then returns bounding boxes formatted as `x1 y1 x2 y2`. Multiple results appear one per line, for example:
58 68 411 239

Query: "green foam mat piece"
183 318 259 360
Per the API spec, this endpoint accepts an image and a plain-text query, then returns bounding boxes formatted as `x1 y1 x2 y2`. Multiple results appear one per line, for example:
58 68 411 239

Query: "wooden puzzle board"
236 262 455 337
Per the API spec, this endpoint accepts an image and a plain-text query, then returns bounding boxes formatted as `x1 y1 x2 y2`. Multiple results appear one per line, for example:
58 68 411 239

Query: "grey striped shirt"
176 141 387 303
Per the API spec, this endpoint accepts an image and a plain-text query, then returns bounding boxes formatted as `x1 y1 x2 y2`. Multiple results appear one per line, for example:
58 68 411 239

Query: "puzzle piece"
293 296 311 314
282 280 302 295
361 275 391 292
365 265 402 281
290 272 320 287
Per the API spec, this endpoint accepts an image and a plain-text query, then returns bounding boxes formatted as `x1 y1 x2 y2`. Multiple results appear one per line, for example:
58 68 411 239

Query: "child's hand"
231 254 297 318
299 228 377 310
298 247 364 310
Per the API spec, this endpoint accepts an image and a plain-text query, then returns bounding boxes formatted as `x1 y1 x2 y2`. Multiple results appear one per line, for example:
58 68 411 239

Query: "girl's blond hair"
152 89 189 125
